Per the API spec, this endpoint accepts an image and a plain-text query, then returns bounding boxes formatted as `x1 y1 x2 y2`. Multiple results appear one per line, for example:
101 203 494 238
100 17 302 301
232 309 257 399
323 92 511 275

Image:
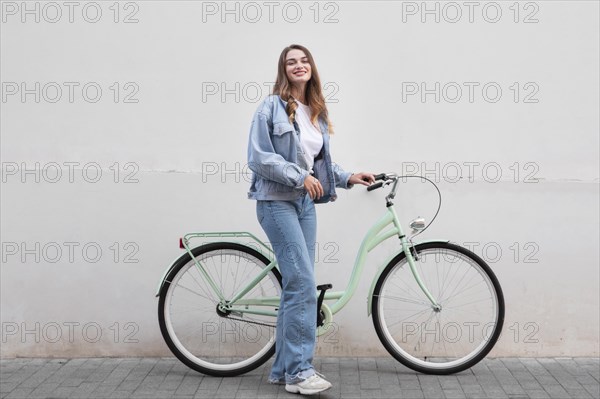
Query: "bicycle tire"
158 242 282 377
372 242 505 375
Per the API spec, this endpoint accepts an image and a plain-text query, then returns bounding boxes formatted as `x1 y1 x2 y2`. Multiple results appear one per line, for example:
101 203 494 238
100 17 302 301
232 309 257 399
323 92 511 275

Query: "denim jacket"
247 94 353 203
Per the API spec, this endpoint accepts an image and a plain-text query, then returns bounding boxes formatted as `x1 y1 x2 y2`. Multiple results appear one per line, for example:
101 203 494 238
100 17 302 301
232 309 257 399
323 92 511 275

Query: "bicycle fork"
401 237 442 311
389 206 442 311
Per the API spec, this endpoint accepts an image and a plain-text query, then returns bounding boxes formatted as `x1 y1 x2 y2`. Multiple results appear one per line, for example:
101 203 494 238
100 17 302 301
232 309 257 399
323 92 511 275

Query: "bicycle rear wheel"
158 242 281 376
372 242 504 374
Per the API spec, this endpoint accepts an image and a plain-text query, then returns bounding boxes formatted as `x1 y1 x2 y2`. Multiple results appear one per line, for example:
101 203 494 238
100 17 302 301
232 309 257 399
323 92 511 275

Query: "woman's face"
285 49 312 87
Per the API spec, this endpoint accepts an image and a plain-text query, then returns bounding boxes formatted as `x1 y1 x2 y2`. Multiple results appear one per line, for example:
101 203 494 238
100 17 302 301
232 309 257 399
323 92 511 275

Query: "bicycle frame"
156 203 442 320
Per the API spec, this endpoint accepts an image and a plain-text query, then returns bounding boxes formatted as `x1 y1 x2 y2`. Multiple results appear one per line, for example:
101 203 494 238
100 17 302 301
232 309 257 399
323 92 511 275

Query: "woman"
247 44 375 395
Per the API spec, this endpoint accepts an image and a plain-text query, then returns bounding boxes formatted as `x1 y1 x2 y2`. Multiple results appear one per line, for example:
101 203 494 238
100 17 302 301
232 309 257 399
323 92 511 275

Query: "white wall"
1 1 598 358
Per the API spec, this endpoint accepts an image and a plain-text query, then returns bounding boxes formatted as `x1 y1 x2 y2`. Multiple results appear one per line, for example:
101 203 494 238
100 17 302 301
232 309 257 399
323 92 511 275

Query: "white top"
295 100 324 173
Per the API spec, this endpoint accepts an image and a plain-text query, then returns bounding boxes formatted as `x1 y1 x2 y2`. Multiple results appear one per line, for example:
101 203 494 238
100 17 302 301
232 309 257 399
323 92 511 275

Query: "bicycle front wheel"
158 242 281 376
372 242 505 375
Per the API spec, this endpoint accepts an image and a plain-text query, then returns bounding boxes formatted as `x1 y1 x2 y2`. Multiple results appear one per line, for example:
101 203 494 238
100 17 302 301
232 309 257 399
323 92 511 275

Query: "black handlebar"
367 181 384 191
366 173 389 191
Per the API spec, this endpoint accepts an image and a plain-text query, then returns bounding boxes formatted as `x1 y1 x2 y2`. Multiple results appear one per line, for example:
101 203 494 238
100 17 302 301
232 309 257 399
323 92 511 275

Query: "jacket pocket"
271 121 296 162
273 121 295 136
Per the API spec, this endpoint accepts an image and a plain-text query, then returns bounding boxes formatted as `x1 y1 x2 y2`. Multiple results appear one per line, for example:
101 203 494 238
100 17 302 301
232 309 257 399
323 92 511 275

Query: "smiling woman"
246 44 375 395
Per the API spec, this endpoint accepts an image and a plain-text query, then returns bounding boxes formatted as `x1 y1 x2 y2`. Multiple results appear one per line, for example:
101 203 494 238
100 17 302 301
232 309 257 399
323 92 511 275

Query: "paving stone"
0 357 597 399
4 387 34 399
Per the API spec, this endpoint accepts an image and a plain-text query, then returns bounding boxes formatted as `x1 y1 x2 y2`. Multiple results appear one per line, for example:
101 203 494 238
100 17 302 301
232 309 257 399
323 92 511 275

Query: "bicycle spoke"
375 293 431 307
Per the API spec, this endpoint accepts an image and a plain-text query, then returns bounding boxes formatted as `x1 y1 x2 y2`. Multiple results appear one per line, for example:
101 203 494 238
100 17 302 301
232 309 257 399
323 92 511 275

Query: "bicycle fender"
367 240 451 316
155 242 276 297
155 251 191 297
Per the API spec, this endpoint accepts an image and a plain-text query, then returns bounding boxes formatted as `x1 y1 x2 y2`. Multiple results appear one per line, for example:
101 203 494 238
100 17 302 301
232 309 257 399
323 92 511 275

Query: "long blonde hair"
272 44 335 134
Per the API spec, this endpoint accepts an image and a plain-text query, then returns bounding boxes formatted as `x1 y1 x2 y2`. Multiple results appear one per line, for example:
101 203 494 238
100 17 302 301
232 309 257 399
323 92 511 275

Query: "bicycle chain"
222 315 276 328
223 309 325 329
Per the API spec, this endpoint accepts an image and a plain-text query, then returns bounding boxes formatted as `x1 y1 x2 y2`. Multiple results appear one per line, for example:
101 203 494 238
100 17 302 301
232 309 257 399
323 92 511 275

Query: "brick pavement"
0 357 598 399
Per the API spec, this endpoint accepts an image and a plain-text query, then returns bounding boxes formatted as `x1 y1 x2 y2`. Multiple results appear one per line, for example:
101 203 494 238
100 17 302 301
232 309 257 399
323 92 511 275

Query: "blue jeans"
256 193 318 384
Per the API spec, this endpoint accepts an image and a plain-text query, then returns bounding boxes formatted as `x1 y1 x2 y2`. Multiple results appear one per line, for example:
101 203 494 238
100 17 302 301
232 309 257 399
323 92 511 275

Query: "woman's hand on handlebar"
304 175 324 199
349 172 376 187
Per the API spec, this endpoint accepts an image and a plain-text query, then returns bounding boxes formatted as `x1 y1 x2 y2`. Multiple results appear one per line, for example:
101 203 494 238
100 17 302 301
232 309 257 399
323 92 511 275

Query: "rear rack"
179 231 275 261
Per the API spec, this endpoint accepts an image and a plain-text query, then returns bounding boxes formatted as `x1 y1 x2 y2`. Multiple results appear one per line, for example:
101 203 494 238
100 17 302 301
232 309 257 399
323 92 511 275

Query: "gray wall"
1 1 598 357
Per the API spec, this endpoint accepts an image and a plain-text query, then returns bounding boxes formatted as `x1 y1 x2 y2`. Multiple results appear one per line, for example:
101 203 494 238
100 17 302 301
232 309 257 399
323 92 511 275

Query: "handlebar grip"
374 173 387 181
367 181 383 192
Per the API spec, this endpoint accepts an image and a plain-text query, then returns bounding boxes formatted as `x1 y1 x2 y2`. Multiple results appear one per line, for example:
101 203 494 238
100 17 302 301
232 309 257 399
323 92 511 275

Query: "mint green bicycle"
156 172 505 376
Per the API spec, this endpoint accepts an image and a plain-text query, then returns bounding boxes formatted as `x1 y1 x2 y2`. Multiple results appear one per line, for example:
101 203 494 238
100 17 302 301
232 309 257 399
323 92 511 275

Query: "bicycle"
156 172 505 376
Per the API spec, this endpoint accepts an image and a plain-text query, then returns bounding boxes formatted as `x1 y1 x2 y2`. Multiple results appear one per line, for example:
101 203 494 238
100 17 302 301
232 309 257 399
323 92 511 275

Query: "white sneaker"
285 373 332 395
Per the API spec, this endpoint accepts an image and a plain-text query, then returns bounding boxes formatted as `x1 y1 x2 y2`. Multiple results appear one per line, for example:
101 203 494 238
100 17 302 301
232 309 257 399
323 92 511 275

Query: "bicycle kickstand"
316 284 332 327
